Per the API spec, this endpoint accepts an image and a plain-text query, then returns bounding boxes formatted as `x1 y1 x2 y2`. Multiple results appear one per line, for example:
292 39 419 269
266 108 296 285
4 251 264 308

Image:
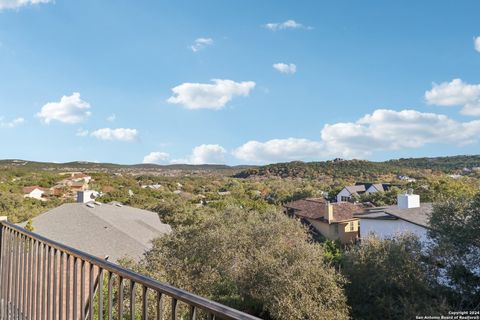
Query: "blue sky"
1 0 480 165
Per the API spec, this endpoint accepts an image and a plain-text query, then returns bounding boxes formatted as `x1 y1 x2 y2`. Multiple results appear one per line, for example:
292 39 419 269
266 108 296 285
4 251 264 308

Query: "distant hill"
234 155 480 179
0 159 256 174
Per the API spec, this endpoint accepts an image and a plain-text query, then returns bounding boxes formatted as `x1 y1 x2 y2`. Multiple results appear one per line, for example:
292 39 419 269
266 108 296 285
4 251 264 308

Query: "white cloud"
0 117 24 128
190 38 213 52
474 36 480 53
172 144 227 164
232 109 480 163
143 151 170 164
425 79 480 116
233 138 323 163
167 79 255 110
320 109 480 158
273 63 296 74
106 114 116 122
37 92 91 124
0 0 52 10
264 20 311 31
90 128 138 142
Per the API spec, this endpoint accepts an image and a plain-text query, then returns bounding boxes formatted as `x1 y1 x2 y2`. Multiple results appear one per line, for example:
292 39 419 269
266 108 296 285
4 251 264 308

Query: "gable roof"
285 198 370 223
19 203 171 262
344 185 366 195
23 186 47 194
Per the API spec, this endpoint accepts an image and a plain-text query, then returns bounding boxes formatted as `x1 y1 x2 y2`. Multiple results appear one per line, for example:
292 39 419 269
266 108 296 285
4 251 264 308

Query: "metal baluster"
107 272 113 320
0 226 6 319
141 286 147 320
81 260 85 320
30 240 36 320
66 255 71 320
89 264 94 320
98 268 104 320
42 243 47 320
189 305 196 320
118 276 124 319
22 236 28 320
59 252 64 320
12 231 19 319
171 298 178 320
73 257 78 320
46 247 51 320
36 242 42 320
130 280 135 320
52 249 57 320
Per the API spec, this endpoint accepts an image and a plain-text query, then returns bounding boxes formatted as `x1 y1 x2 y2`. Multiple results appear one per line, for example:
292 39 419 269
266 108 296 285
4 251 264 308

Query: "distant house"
141 184 162 190
336 183 392 202
284 198 370 244
354 192 431 243
23 186 47 201
19 194 171 262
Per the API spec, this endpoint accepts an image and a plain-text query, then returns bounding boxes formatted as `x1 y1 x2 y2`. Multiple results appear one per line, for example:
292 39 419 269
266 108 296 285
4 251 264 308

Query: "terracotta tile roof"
285 198 371 222
22 186 47 194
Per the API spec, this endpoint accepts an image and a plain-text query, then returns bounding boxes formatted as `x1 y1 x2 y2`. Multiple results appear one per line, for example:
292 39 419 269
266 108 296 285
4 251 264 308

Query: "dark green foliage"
343 235 449 320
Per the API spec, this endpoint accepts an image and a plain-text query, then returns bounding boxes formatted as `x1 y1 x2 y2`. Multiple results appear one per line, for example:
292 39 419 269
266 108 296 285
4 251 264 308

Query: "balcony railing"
0 221 261 320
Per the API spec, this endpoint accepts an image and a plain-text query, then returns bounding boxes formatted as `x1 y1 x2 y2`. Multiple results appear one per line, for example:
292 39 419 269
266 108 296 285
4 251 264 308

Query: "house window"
341 196 350 202
334 224 339 235
349 221 355 231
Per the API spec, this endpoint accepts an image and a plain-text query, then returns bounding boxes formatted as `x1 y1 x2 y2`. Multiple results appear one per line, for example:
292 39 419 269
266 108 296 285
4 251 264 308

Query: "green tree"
135 208 350 320
25 218 34 232
343 235 449 320
428 194 480 309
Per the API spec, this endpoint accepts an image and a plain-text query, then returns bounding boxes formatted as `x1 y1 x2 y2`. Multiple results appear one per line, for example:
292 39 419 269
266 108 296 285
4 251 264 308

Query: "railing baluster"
81 260 85 320
46 246 51 320
66 254 71 320
42 242 47 320
171 298 178 320
156 292 163 320
189 305 196 320
23 236 28 320
27 237 33 320
36 242 42 320
13 231 19 319
89 263 94 320
98 268 104 320
0 226 6 319
107 272 113 320
142 285 147 320
59 251 64 320
30 240 36 320
73 257 78 320
130 280 135 320
118 276 124 319
52 249 57 320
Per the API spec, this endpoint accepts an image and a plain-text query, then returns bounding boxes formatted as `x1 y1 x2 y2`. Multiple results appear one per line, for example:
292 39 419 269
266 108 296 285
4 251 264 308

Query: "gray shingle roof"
355 203 432 228
19 203 171 262
344 185 366 195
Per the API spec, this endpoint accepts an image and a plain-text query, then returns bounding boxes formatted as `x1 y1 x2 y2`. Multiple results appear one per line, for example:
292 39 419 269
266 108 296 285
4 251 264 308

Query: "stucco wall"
360 218 429 243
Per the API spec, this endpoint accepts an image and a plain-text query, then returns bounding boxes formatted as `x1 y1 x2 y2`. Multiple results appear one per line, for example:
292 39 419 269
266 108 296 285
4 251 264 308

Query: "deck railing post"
0 216 8 317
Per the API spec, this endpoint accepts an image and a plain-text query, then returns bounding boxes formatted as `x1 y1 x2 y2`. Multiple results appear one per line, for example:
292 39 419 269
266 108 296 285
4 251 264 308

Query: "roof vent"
115 203 123 208
86 203 95 208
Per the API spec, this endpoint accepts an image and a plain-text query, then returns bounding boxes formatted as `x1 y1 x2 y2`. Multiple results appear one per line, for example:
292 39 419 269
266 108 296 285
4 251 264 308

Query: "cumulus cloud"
233 138 323 163
167 79 255 110
90 128 138 142
143 151 170 164
190 38 213 52
0 117 24 128
0 0 51 10
37 92 91 124
172 144 227 164
425 79 480 116
475 36 480 53
273 63 296 74
232 109 480 163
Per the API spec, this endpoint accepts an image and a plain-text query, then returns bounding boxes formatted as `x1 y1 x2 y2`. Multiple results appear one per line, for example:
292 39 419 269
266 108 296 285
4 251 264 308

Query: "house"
22 186 47 201
19 193 171 262
336 183 391 202
354 191 431 243
284 198 370 244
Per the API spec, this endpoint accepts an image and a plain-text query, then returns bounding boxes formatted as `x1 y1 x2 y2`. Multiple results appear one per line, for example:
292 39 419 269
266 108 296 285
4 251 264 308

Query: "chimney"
324 202 334 222
397 190 420 209
77 190 97 203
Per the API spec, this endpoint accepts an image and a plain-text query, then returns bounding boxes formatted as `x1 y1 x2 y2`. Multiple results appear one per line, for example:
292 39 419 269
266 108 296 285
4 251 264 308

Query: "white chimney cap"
397 193 420 209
